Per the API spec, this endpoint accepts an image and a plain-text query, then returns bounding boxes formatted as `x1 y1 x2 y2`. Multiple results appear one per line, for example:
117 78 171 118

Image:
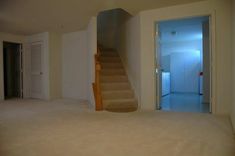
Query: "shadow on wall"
97 8 132 49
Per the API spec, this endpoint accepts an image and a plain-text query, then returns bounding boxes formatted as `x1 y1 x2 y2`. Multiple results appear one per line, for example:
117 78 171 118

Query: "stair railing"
92 44 103 111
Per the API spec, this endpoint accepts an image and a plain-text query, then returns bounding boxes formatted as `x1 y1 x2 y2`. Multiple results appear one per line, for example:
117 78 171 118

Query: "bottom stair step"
103 99 138 112
102 90 134 100
97 46 138 113
105 107 137 113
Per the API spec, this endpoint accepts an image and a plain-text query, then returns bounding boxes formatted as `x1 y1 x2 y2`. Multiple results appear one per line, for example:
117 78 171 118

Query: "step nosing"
104 99 136 102
101 70 124 71
101 82 129 84
102 90 132 93
101 76 127 78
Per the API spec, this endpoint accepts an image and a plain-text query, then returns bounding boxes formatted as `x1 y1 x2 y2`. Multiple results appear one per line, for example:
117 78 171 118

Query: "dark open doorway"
3 42 23 99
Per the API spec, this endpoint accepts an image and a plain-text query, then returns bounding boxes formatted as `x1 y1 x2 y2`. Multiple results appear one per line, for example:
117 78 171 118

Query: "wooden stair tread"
97 47 138 112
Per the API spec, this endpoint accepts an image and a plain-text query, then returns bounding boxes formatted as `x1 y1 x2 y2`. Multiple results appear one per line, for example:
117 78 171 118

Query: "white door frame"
155 25 162 110
154 14 216 114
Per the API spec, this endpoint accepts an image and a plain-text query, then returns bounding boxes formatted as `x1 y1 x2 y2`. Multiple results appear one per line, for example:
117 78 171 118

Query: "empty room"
0 0 235 155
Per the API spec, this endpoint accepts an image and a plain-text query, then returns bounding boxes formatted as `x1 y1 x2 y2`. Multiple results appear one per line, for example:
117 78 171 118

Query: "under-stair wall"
116 15 141 108
87 17 97 109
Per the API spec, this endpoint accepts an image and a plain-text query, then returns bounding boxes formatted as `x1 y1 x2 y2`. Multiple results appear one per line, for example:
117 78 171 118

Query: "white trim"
209 11 217 114
154 23 160 110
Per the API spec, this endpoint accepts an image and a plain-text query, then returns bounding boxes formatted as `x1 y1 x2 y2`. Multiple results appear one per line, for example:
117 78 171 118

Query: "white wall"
62 31 88 100
118 15 141 108
0 32 29 100
231 0 235 131
49 32 62 99
139 0 232 114
87 17 97 109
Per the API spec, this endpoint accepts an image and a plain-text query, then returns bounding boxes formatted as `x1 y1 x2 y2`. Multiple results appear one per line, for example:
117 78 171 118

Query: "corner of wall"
87 16 97 109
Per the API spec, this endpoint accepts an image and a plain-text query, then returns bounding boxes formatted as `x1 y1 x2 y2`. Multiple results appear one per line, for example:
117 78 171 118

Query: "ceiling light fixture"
171 31 177 36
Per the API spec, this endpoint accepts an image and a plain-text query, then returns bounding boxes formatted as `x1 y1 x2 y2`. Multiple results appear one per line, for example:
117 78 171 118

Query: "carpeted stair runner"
100 49 138 112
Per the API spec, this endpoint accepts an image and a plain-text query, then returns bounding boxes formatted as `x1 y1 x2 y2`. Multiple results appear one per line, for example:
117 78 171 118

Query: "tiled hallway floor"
161 93 210 113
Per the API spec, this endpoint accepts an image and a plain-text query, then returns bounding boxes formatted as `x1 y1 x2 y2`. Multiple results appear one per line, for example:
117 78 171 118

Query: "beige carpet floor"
0 99 234 156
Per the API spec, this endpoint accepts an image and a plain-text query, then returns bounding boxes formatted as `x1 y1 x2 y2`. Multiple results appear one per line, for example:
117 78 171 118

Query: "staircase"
99 48 138 112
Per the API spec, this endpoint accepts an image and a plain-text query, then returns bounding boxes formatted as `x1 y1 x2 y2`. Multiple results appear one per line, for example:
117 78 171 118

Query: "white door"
30 42 43 99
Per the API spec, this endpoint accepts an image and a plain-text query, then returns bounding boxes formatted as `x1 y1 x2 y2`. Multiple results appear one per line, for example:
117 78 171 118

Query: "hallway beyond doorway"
161 93 210 113
155 16 212 113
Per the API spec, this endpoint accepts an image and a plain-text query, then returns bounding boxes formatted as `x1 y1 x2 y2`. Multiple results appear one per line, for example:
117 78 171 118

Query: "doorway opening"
155 16 211 113
3 42 23 99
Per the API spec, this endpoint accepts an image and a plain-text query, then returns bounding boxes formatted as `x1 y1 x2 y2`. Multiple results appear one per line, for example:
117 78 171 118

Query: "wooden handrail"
93 45 103 111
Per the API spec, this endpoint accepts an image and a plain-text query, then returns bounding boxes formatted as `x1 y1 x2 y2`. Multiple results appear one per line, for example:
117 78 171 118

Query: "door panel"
30 42 43 99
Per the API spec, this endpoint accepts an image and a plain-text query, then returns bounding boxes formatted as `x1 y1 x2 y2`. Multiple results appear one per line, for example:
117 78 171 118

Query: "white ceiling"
0 0 205 35
158 16 209 43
